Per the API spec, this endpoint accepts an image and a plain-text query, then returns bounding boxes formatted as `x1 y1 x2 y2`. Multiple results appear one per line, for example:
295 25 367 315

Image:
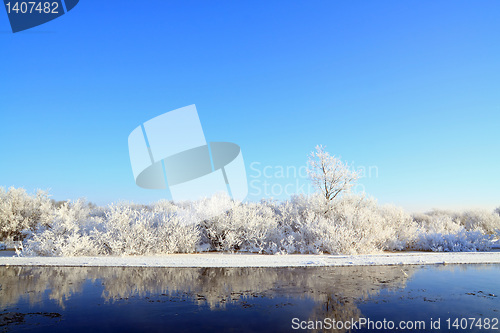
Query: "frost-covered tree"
495 207 500 217
307 145 359 203
0 187 52 241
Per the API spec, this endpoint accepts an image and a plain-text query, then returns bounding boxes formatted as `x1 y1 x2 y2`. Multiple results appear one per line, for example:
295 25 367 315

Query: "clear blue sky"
1 1 499 212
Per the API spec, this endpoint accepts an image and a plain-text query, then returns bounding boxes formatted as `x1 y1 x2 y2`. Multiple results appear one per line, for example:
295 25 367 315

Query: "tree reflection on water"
1 265 415 327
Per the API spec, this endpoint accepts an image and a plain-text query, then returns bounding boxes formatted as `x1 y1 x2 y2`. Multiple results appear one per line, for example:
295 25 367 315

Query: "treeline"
0 187 499 256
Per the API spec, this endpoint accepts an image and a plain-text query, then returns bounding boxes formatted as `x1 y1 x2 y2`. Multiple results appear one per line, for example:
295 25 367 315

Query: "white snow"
2 188 500 258
1 251 500 268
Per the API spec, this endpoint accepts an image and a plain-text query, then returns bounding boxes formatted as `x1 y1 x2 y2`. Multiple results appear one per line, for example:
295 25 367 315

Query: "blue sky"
1 1 499 212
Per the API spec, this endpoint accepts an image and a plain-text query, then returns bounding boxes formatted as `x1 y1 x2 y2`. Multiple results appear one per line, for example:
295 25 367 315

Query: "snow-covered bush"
201 201 277 253
22 200 101 256
413 209 500 235
22 200 200 256
260 193 418 254
459 210 500 235
413 211 463 234
95 203 199 255
413 230 492 252
410 209 499 252
6 187 497 256
0 187 53 241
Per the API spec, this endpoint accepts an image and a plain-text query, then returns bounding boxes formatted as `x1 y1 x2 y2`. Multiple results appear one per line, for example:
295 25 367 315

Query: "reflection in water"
0 266 415 322
2 265 498 332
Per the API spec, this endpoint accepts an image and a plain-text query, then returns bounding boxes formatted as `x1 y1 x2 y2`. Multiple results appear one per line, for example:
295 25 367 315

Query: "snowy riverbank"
1 251 500 267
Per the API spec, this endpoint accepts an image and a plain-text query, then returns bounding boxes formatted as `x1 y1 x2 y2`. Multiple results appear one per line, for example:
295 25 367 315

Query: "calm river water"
0 264 498 332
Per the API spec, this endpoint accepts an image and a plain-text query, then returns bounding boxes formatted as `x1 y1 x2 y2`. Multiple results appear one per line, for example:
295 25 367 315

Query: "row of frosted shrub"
1 187 499 256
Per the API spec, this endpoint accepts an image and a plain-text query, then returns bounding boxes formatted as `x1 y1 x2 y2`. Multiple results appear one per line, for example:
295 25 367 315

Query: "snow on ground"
1 251 500 268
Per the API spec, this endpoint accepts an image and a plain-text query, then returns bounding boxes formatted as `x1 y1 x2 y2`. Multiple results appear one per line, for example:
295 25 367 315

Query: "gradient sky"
1 1 499 212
